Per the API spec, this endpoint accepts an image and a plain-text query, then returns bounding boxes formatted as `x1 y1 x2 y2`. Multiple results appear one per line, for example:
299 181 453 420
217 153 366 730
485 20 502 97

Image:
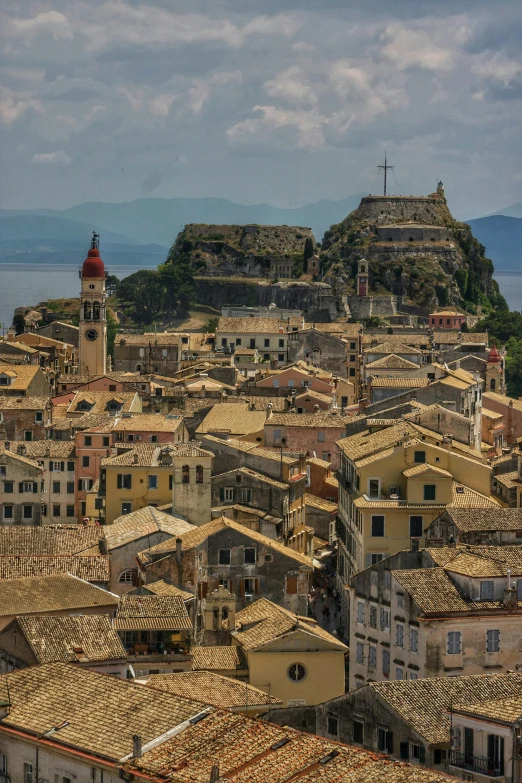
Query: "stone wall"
357 195 452 225
375 225 452 242
345 295 397 319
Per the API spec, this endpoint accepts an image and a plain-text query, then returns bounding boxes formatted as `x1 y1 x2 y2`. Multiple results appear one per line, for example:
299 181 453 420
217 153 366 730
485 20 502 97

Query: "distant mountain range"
0 194 520 272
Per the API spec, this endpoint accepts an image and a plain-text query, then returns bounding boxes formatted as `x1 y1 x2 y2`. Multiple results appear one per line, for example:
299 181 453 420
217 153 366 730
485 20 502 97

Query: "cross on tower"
377 152 394 196
91 231 100 250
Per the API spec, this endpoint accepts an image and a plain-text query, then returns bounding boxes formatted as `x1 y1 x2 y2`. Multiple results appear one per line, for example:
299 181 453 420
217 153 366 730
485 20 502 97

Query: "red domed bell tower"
79 232 107 376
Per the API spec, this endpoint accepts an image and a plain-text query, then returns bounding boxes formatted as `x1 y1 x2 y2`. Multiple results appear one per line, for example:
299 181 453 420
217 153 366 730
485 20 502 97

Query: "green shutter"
117 474 122 489
219 488 224 502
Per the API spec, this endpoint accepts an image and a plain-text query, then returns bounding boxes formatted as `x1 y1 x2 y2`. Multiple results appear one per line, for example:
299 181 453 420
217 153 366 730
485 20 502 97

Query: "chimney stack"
132 735 142 758
410 538 419 553
175 537 183 566
266 402 273 420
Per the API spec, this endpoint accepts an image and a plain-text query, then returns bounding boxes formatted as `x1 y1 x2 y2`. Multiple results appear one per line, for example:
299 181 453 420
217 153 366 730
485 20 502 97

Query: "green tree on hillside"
505 338 522 398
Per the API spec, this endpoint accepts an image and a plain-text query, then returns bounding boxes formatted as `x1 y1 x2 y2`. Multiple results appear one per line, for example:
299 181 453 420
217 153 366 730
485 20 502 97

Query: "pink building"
255 364 334 394
429 310 467 329
306 456 339 502
483 392 522 446
265 413 349 470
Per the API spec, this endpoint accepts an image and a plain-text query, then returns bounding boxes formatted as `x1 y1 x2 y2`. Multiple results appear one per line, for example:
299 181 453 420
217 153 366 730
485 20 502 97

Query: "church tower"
79 233 107 376
357 259 369 297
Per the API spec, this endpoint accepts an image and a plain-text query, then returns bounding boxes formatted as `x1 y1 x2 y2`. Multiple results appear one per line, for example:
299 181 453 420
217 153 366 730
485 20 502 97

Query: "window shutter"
198 582 208 599
131 569 138 586
60 462 65 472
239 580 245 598
400 743 409 760
19 482 24 493
286 575 298 594
487 735 494 765
32 482 38 493
387 732 393 755
117 474 122 489
219 488 224 502
78 479 82 490
419 745 426 765
49 461 53 472
254 578 259 594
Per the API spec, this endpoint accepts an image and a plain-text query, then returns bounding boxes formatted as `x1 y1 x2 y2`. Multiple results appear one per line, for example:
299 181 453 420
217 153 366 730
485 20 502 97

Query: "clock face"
86 328 98 342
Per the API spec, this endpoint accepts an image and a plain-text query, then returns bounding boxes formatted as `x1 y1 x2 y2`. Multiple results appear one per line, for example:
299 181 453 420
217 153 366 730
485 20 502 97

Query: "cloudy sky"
1 0 521 217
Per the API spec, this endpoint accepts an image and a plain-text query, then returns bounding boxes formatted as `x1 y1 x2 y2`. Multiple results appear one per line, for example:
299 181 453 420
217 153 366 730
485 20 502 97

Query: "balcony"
450 750 503 778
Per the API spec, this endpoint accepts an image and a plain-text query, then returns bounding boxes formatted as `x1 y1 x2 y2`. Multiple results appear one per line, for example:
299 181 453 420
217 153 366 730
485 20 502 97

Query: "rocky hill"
321 187 506 313
169 223 316 279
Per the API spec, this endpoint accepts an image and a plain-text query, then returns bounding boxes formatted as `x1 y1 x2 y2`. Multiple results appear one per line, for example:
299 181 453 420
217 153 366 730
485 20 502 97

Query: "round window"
287 662 306 682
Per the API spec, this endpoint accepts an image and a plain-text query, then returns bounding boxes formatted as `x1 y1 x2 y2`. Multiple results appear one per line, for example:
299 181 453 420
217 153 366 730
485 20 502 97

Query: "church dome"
82 247 105 278
487 345 501 364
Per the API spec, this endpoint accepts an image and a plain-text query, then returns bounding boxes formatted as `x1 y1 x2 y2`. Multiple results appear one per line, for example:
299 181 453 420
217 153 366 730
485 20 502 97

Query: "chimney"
175 537 183 566
133 453 139 464
314 404 319 413
410 538 419 553
132 734 142 758
266 402 273 420
201 384 206 398
503 584 517 611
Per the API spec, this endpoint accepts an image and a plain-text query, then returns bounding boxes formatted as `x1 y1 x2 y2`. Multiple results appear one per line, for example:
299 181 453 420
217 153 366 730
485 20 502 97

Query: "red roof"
82 248 105 278
488 345 501 363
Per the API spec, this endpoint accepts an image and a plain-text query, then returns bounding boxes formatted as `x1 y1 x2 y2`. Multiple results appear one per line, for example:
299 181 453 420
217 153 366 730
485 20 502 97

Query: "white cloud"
148 93 178 117
118 88 143 111
188 71 242 114
32 150 72 165
7 10 73 42
0 88 44 125
227 105 326 147
471 54 522 86
264 66 317 106
381 21 465 71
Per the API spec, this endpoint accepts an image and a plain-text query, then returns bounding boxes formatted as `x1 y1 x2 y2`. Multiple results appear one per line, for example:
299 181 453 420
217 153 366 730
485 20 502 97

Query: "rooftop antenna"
91 231 100 250
377 152 394 197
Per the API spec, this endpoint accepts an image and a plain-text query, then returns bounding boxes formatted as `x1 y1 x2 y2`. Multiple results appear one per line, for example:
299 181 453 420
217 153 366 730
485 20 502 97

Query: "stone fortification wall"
375 224 453 242
346 295 397 320
367 244 457 262
357 195 453 225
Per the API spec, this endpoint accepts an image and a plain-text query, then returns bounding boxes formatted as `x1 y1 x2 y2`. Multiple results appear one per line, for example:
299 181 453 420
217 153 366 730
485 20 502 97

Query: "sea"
0 263 520 331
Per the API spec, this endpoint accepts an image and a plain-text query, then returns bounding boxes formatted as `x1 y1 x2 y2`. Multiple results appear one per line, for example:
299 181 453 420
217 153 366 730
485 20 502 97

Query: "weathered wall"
356 195 452 225
375 225 452 242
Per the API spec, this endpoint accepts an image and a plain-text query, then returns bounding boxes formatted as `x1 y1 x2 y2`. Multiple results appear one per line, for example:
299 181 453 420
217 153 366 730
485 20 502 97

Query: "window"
382 649 390 676
219 549 231 565
22 481 34 493
182 465 190 483
35 411 43 423
353 720 364 744
219 487 234 502
4 482 13 493
103 436 110 447
66 481 75 494
370 570 378 586
278 354 284 362
368 645 377 669
486 629 500 652
148 474 158 489
196 464 204 484
368 479 380 498
219 578 231 591
356 642 364 663
447 631 461 654
397 593 404 609
380 608 390 631
369 605 377 628
279 339 284 348
66 505 75 517
3 505 13 520
273 429 282 441
84 435 92 446
53 504 61 517
244 547 256 564
409 672 418 680
121 502 132 514
235 338 241 346
24 763 33 783
287 662 306 682
409 516 423 538
371 554 383 565
480 580 494 600
23 505 33 519
317 431 325 442
241 487 252 503
80 478 92 491
119 570 135 584
24 431 33 442
371 515 384 537
349 367 356 376
395 667 403 680
518 580 522 599
1 754 7 775
396 624 404 647
264 338 270 347
410 628 418 652
117 474 132 489
414 450 426 463
487 734 504 776
327 715 338 737
378 727 393 754
423 484 436 501
244 577 256 595
410 743 422 761
52 481 61 494
357 601 365 624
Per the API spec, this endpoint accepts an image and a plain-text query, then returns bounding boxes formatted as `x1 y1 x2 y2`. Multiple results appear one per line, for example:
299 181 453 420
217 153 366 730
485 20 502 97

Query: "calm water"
0 264 520 331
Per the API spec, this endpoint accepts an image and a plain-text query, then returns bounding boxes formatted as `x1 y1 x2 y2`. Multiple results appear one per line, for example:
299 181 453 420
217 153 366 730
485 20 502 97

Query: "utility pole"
377 152 394 197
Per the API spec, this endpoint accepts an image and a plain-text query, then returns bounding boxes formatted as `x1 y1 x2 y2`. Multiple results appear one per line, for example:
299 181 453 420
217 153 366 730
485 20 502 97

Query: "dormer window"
77 401 92 411
108 401 123 411
0 374 13 386
480 580 494 600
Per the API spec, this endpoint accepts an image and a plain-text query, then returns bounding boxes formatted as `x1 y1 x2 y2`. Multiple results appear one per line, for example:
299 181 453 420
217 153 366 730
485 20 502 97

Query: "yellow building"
231 597 347 706
99 442 213 524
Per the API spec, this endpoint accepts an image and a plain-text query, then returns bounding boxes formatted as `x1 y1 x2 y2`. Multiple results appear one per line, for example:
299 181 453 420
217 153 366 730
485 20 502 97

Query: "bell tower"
79 232 107 376
357 259 369 297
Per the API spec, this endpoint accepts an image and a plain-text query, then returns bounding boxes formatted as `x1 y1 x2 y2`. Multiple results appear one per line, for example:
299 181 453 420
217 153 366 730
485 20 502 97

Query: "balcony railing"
450 750 502 777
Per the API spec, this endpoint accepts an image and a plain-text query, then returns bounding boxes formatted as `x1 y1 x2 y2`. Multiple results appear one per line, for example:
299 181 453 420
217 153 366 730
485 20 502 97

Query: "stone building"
216 316 302 366
0 364 50 397
425 508 522 546
114 332 182 375
0 396 51 442
0 445 43 526
484 392 522 446
265 412 351 470
36 320 79 346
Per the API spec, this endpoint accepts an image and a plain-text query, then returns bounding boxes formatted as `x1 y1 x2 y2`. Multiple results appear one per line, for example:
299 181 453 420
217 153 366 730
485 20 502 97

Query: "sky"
1 0 521 217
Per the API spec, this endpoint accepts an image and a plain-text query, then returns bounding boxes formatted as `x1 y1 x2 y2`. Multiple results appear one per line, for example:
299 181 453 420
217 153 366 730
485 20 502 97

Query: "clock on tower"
79 233 107 376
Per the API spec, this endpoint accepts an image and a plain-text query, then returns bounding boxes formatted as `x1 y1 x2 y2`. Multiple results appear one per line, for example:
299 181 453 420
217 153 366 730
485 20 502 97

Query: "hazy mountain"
491 202 522 219
466 215 522 271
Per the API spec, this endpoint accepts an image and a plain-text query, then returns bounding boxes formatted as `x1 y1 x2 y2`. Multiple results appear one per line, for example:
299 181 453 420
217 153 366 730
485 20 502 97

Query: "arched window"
84 301 91 320
213 607 219 629
196 464 204 484
490 378 496 391
182 464 190 484
222 606 229 621
92 301 100 321
119 569 136 584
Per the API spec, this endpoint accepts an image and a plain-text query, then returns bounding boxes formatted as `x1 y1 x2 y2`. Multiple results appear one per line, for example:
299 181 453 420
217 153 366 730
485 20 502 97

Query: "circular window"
287 663 306 682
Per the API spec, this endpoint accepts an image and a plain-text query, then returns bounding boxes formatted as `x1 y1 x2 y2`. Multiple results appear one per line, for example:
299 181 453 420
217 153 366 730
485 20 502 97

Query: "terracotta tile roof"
236 396 288 412
0 615 126 664
403 463 452 478
116 332 182 345
442 508 522 532
0 340 40 354
427 545 522 574
370 377 430 388
267 412 350 428
6 440 75 459
353 481 498 509
105 507 194 550
304 493 337 512
367 673 522 744
114 595 192 630
0 445 42 471
124 708 455 782
439 375 471 391
0 555 109 583
67 391 139 415
366 341 427 355
136 580 194 601
452 694 522 724
213 466 288 490
0 663 204 761
102 442 212 466
139 516 313 568
234 597 347 651
392 568 473 613
0 573 118 617
310 322 361 336
307 456 331 467
191 645 248 672
484 391 522 412
0 396 50 410
294 389 333 403
442 550 522 577
494 470 518 489
0 525 103 556
111 413 184 433
0 364 44 390
196 403 266 436
217 317 299 334
144 671 282 707
365 354 420 370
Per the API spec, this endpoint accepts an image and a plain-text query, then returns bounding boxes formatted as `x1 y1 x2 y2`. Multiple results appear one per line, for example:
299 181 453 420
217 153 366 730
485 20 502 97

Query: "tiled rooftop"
102 442 213 466
452 694 522 724
6 440 75 458
0 555 109 583
0 525 103 556
443 508 522 532
0 396 50 410
365 354 420 370
144 671 282 707
217 316 301 334
196 403 266 436
135 580 194 601
0 574 118 617
191 645 248 672
114 595 192 630
0 364 43 390
304 493 338 512
105 507 194 550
